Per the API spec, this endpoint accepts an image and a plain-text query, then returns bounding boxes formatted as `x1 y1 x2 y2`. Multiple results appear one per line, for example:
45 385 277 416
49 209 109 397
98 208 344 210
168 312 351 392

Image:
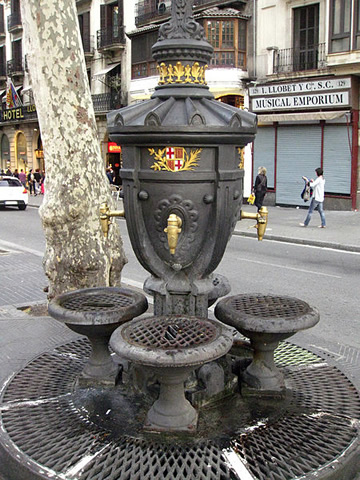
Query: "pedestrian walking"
27 169 36 196
34 169 42 195
106 168 114 184
39 171 45 194
253 166 267 211
18 169 26 187
300 167 326 228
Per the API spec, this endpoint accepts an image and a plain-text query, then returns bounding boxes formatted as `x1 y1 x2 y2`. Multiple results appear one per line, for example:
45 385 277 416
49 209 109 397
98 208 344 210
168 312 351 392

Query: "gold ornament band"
157 62 208 85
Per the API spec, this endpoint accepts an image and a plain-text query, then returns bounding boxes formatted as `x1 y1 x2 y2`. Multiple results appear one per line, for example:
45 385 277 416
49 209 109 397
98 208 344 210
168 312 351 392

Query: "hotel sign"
0 104 37 123
250 78 351 112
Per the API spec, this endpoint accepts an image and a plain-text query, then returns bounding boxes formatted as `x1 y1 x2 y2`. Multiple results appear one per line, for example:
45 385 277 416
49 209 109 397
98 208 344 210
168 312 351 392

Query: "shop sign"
252 92 349 111
250 78 351 112
0 105 37 123
108 142 121 153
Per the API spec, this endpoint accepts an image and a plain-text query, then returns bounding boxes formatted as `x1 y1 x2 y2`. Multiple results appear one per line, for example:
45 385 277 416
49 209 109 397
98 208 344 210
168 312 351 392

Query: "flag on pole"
6 78 22 109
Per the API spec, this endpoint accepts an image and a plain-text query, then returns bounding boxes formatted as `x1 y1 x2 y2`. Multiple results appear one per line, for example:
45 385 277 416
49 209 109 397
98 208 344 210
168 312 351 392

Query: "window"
329 0 360 52
11 0 20 14
0 46 5 77
293 4 319 70
78 12 91 53
330 0 351 51
0 5 4 35
204 19 247 68
99 1 124 47
12 40 22 71
131 30 159 78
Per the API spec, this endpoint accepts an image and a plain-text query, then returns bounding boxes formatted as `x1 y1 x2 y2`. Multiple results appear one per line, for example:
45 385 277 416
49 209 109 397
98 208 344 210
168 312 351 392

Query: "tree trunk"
21 0 127 298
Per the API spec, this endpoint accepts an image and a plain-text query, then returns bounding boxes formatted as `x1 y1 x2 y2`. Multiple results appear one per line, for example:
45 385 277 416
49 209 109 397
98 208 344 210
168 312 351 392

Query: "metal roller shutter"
276 125 322 205
323 125 351 194
253 127 275 189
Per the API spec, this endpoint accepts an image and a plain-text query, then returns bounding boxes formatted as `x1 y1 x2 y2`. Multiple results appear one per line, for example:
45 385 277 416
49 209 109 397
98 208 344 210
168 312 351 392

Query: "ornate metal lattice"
0 337 359 480
124 316 218 349
59 291 134 312
228 295 311 320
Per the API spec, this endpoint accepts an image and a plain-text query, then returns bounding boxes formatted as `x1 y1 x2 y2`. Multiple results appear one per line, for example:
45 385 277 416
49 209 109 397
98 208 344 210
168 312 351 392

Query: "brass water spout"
164 214 182 254
240 206 268 241
100 202 125 238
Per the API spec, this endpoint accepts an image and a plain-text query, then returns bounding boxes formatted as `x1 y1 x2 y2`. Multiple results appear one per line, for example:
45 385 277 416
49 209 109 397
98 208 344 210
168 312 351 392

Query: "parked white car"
0 176 28 210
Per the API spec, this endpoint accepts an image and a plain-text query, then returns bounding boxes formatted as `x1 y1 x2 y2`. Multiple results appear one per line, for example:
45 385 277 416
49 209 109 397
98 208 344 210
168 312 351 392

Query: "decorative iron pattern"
0 338 359 480
154 194 199 256
124 315 217 349
59 291 134 312
229 294 311 319
79 439 234 480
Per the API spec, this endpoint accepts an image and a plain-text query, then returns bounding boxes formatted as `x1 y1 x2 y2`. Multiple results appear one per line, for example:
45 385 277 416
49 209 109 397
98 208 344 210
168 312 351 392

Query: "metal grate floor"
0 337 359 480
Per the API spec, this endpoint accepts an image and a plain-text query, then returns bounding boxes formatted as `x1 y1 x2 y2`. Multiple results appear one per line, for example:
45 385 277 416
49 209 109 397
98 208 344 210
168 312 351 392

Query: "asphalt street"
0 204 359 393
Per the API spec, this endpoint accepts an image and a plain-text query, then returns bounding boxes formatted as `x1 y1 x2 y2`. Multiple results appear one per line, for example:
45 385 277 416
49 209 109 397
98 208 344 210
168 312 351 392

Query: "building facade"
251 0 360 210
0 0 132 182
1 0 358 210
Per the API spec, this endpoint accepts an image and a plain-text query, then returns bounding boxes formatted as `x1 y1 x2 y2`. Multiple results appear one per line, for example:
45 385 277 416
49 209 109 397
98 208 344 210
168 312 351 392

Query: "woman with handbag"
253 166 267 212
300 168 326 228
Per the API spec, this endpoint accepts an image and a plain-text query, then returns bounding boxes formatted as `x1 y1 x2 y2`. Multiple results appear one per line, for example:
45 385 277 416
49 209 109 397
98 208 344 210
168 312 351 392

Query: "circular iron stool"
110 315 234 432
48 286 148 386
215 294 319 391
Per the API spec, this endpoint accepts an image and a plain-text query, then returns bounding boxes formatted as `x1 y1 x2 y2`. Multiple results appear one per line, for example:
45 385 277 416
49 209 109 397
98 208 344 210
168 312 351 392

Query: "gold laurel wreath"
238 147 245 169
149 148 202 172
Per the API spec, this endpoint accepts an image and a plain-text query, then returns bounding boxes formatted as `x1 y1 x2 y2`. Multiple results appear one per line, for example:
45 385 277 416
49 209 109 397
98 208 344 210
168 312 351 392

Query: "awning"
258 110 350 124
0 89 5 97
210 89 245 99
21 86 32 94
93 63 120 78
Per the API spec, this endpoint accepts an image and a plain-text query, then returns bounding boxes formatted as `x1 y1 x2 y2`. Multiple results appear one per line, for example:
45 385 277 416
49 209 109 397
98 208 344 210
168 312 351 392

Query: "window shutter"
0 5 4 34
100 4 106 30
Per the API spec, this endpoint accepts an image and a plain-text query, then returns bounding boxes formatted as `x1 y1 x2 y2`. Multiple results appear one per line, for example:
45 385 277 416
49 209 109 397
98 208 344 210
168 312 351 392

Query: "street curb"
29 201 360 253
233 230 360 253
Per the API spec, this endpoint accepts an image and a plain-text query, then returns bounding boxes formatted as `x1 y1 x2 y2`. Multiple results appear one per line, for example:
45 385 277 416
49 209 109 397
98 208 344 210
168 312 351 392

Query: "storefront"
107 141 122 185
16 132 27 172
249 77 358 210
0 134 10 172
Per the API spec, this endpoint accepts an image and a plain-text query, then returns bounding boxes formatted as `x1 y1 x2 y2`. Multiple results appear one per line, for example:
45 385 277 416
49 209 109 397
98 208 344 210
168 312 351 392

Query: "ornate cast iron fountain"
0 1 359 479
104 0 265 318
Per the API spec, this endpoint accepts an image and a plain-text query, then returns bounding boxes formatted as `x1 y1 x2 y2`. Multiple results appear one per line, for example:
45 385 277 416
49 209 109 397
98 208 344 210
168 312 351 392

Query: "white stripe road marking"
233 256 342 279
0 239 44 257
235 235 360 255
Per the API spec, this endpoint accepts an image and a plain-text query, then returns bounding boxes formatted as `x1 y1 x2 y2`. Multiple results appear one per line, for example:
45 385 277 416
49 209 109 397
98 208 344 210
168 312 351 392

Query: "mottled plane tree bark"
21 0 127 298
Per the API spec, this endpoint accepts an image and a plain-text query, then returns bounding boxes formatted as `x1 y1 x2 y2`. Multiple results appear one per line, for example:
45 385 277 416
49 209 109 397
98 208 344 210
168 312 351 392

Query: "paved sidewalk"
29 194 360 252
236 204 360 252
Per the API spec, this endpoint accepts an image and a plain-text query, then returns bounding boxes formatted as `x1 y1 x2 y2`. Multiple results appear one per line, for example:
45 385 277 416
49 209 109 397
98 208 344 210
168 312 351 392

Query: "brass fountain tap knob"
164 214 182 255
100 202 125 238
240 206 268 241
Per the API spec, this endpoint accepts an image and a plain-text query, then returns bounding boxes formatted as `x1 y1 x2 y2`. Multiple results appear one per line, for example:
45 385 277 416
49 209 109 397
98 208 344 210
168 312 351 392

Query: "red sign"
108 142 121 153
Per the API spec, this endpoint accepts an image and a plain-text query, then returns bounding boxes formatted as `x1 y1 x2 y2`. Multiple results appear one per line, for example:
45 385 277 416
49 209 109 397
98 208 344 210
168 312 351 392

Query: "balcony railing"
7 13 22 32
91 93 122 113
274 43 327 74
7 59 23 76
97 25 126 50
135 0 171 26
